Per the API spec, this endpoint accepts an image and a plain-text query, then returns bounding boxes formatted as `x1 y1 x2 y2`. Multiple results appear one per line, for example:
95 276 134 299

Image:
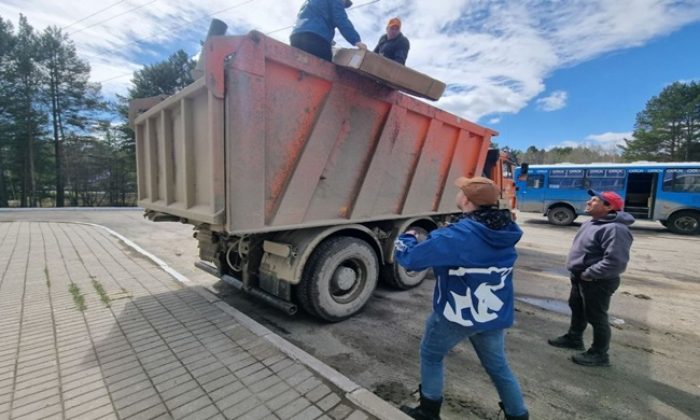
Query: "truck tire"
296 237 379 322
382 226 430 289
667 211 700 235
547 206 575 226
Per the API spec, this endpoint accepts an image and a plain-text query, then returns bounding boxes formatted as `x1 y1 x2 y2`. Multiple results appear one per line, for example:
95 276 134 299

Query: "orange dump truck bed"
134 31 497 234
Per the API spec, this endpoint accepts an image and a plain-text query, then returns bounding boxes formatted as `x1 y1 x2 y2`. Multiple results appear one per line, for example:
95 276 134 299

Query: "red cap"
588 190 624 211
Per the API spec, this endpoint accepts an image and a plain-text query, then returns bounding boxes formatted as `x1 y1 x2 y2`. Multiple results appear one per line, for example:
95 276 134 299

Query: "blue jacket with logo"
291 0 361 46
395 213 523 331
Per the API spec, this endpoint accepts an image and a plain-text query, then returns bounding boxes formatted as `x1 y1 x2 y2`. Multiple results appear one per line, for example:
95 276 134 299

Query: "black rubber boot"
400 391 442 420
572 349 610 367
547 333 585 350
498 401 529 420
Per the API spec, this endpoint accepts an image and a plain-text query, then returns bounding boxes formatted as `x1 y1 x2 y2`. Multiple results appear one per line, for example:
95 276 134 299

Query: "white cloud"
536 90 568 111
488 117 501 124
2 0 700 122
546 131 634 150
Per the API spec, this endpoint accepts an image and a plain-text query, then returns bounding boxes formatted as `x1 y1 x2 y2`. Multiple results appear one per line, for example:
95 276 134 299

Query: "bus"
514 162 700 235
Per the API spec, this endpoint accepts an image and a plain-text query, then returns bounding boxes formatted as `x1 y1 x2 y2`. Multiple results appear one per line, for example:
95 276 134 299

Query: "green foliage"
621 81 700 162
516 144 620 165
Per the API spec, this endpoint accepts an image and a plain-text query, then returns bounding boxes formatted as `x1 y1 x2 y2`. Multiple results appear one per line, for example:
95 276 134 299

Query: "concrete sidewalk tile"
269 358 294 373
11 387 59 409
275 397 311 419
248 374 283 394
115 394 164 419
250 381 290 403
154 374 198 398
316 393 341 412
266 388 301 411
159 381 205 401
112 386 157 410
120 401 167 420
221 395 260 419
178 403 221 420
189 361 227 380
62 378 108 400
65 388 110 410
286 368 314 387
212 386 251 410
151 367 190 389
223 355 257 372
10 395 60 418
328 404 352 420
202 375 242 395
236 404 272 420
102 360 142 379
290 404 323 420
13 378 59 400
11 402 62 420
102 365 143 384
61 374 105 393
305 384 331 403
107 372 150 393
295 377 322 395
345 411 369 420
169 395 212 418
73 402 117 420
109 379 154 402
143 359 181 378
240 367 273 387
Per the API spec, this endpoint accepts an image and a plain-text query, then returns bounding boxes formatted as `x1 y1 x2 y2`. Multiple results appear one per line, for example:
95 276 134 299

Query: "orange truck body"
134 31 498 233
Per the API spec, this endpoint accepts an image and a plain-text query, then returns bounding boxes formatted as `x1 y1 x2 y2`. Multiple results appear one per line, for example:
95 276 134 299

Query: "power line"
62 0 128 30
69 0 161 36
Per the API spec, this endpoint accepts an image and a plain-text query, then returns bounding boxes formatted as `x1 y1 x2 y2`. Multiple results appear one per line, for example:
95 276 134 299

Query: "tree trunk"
50 56 65 207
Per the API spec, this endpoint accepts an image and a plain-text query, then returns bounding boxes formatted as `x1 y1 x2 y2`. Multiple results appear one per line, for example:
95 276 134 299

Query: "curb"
91 222 411 420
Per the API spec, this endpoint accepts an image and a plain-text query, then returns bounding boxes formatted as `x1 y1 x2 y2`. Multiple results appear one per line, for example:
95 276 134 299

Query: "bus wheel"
296 237 378 322
382 226 430 290
667 211 700 235
547 206 575 226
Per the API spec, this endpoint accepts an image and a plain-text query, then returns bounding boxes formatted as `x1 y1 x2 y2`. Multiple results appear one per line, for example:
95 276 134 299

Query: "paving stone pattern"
0 222 374 420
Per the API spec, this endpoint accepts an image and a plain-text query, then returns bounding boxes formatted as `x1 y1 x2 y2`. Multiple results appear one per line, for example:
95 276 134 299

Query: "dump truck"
132 30 514 321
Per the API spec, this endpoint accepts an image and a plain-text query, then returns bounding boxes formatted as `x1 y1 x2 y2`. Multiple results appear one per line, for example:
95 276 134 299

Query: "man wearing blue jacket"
396 177 528 420
290 0 367 61
548 190 634 367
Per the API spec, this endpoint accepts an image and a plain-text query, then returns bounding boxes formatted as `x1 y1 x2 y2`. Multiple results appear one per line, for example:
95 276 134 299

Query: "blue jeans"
420 312 528 417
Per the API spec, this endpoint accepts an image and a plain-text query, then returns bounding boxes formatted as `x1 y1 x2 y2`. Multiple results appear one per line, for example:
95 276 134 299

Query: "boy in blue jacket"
396 177 528 420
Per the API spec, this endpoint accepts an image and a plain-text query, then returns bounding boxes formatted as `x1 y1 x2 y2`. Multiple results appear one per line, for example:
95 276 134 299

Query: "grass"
92 279 111 307
68 283 86 311
44 266 50 288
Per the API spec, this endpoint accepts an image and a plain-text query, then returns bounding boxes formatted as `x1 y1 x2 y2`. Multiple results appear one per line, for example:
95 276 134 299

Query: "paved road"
2 209 699 419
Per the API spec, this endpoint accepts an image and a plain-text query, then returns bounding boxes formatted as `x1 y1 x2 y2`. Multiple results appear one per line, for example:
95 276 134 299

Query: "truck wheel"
296 237 378 322
667 211 700 235
382 226 430 289
547 206 575 226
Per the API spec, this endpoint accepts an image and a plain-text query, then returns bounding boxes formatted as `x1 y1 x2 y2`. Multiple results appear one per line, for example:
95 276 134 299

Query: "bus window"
526 174 544 189
663 169 700 192
586 168 626 191
548 169 584 189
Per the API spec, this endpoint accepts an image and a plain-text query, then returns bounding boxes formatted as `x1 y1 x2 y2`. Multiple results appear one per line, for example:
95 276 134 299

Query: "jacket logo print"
443 267 513 326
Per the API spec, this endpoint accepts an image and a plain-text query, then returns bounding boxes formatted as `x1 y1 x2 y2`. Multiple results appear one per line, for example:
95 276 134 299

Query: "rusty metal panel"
136 31 495 234
134 78 225 224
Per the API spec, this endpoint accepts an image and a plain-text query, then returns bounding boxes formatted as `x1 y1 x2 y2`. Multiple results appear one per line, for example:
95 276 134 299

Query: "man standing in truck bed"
290 0 367 61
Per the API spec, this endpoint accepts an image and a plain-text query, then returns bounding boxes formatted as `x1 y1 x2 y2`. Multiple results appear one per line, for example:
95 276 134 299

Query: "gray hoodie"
566 211 635 280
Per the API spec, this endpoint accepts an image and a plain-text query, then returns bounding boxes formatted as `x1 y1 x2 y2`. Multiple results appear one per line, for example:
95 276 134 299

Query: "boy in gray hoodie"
548 189 634 366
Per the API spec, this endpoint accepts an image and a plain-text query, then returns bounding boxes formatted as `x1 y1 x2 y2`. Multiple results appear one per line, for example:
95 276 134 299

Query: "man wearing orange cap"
373 17 410 64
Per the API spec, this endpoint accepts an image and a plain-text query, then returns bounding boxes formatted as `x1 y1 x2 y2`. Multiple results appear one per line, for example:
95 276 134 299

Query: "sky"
1 0 700 152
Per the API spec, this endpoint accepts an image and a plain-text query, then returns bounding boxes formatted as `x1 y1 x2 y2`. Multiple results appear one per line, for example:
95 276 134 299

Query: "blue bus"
514 162 700 234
